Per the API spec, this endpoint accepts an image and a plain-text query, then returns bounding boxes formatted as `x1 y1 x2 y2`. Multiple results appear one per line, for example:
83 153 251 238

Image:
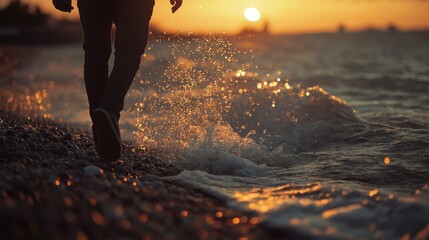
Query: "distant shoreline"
1 26 429 46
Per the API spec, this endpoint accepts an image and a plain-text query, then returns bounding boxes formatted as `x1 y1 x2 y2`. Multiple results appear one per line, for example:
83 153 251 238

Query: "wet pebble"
142 174 161 182
61 133 72 141
17 143 29 152
74 159 89 167
0 136 6 145
18 131 28 139
46 142 66 153
48 175 59 184
165 164 181 176
30 167 43 177
66 150 74 157
9 162 26 172
132 161 142 170
114 165 132 175
141 163 155 171
84 165 103 176
0 181 12 190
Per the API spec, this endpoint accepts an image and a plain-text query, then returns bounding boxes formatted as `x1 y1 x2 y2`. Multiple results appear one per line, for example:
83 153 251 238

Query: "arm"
52 0 74 13
170 0 183 13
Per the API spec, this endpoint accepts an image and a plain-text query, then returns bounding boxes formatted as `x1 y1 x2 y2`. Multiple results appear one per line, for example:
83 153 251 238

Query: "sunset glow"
243 7 261 22
2 0 429 34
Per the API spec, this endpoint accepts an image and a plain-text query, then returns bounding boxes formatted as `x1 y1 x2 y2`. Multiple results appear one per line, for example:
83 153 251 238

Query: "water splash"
0 86 53 119
133 34 237 159
131 34 360 165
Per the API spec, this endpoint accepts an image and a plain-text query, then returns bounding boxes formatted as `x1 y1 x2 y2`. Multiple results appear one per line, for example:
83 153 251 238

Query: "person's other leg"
78 0 113 120
98 0 154 120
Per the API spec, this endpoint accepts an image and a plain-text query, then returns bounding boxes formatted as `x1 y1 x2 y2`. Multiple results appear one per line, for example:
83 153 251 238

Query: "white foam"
169 169 429 239
211 151 271 177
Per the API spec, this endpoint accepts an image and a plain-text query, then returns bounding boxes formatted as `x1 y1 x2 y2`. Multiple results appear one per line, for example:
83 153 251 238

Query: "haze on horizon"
1 0 428 34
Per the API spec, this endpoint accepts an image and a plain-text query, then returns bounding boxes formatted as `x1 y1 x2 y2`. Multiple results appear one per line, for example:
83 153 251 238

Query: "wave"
169 167 429 240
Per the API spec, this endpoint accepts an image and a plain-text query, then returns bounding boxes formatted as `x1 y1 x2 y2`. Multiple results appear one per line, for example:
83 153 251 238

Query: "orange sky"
2 0 429 34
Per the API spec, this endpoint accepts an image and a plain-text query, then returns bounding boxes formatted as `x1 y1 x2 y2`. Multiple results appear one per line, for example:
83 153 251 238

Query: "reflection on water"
173 169 429 239
233 183 324 213
321 204 361 219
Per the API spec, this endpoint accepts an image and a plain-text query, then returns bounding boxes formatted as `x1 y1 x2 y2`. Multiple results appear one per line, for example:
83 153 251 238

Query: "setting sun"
244 7 261 22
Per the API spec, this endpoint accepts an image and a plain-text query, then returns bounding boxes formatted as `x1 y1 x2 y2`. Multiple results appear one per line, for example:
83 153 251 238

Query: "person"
52 0 183 161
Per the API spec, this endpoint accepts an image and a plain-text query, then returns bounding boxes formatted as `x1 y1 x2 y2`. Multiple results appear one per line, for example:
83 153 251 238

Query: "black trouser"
78 0 154 120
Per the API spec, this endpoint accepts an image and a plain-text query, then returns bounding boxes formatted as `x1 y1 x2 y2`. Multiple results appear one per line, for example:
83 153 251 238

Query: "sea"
1 31 429 239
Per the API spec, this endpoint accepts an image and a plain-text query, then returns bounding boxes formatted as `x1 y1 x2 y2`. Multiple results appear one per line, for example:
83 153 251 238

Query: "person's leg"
78 0 114 120
78 0 113 156
98 0 154 120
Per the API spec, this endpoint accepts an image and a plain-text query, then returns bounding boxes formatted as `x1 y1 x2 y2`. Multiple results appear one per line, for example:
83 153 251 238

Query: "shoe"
91 124 100 154
92 108 121 161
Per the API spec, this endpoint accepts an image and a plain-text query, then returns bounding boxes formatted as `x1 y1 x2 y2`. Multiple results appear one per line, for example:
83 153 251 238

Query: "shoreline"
0 111 270 240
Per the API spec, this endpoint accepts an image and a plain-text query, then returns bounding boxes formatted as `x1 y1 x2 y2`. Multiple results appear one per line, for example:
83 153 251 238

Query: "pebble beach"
0 112 270 240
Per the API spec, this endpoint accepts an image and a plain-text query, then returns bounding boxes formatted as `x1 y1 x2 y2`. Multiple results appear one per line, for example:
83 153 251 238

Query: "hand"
52 0 74 13
170 0 182 13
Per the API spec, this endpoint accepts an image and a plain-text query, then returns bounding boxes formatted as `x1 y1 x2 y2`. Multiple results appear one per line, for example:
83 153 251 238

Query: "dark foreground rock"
0 112 269 240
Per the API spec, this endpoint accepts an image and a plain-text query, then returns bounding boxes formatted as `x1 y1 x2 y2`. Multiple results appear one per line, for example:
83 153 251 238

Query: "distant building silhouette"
238 20 270 37
387 23 399 33
337 24 347 33
262 21 270 34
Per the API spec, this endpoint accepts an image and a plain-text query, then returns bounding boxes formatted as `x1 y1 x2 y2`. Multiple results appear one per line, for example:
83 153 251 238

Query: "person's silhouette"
53 0 183 161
